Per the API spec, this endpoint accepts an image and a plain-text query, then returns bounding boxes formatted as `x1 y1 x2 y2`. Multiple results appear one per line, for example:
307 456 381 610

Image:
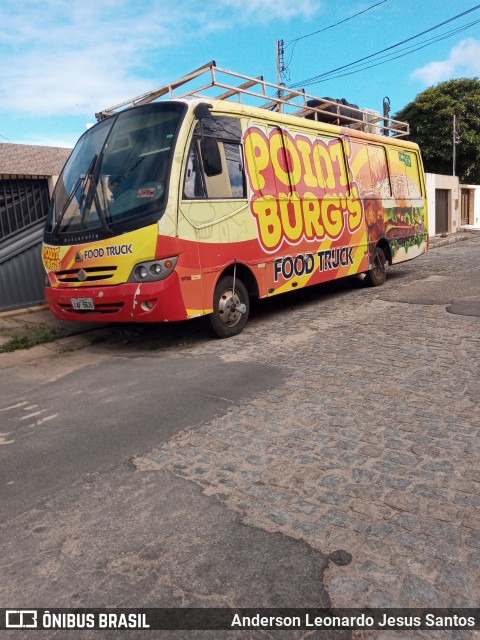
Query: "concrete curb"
428 235 468 250
0 304 49 319
429 228 480 250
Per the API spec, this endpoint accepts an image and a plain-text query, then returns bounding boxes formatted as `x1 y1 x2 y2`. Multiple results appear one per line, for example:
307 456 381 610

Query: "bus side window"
183 144 206 199
185 116 246 200
224 143 245 198
348 142 390 198
367 145 391 197
348 141 371 196
388 148 423 200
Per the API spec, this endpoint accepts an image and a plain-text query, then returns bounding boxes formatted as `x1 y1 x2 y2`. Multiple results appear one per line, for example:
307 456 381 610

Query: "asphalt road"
1 233 479 639
0 354 285 522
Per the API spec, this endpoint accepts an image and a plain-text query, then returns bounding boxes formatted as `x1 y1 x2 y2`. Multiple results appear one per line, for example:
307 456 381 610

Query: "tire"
365 246 387 287
209 275 250 338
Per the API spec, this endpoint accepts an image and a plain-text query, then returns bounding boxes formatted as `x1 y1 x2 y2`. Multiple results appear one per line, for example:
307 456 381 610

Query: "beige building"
425 172 480 236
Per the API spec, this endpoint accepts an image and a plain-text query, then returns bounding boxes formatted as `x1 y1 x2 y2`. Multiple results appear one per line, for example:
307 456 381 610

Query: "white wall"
425 173 461 236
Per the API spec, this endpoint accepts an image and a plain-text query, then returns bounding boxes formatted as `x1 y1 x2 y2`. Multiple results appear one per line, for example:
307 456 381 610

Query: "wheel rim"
218 288 243 327
373 251 386 279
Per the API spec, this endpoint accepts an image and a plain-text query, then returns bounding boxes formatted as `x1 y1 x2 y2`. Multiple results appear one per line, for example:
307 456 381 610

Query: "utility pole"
452 115 460 176
276 39 285 105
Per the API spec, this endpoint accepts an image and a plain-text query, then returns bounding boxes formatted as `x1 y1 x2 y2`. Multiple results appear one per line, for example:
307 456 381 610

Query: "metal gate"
0 177 50 311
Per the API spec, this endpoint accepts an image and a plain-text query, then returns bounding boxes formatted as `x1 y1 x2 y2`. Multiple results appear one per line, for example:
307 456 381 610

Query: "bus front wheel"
365 246 387 287
209 275 250 338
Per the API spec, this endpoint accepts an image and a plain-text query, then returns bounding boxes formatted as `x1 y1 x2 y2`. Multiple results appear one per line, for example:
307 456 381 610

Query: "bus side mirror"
194 103 213 120
200 138 222 177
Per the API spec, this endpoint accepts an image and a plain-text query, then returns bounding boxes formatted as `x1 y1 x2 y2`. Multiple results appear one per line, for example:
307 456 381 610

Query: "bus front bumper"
45 277 189 323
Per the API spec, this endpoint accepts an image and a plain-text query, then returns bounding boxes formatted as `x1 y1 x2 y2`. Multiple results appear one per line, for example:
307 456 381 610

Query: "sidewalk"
0 305 109 354
1 229 479 354
428 227 480 249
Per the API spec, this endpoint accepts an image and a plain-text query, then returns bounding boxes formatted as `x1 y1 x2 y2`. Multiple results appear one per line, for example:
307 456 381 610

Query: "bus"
42 62 428 338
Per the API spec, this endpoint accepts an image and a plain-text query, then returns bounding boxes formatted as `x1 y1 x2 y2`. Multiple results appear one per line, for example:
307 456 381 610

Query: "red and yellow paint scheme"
43 100 427 325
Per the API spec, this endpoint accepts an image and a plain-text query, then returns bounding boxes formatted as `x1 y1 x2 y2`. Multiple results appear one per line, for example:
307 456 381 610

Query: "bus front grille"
56 266 117 283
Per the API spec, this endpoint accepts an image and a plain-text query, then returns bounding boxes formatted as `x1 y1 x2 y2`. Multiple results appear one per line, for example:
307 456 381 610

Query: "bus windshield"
47 103 185 237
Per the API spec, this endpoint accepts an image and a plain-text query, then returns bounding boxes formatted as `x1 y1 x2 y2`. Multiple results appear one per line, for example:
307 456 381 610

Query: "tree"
394 78 480 184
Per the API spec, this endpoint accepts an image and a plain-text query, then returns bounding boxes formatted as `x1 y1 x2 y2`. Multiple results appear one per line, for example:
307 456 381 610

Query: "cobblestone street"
133 235 480 620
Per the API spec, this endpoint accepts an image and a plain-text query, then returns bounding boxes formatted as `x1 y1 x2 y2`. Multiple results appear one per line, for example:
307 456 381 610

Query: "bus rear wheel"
209 275 250 338
365 246 387 286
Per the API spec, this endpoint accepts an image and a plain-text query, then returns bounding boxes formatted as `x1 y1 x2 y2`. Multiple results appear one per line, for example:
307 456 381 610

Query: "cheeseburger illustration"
381 174 426 258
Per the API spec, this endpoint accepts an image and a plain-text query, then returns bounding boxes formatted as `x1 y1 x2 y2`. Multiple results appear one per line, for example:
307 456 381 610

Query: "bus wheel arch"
377 238 392 265
221 262 259 299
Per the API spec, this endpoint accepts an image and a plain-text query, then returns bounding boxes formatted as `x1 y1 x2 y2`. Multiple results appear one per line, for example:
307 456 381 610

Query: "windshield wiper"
80 156 112 235
52 154 98 238
88 186 112 235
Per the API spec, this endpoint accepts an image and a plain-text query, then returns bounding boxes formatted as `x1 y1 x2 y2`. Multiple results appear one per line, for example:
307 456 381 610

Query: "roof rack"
96 61 409 138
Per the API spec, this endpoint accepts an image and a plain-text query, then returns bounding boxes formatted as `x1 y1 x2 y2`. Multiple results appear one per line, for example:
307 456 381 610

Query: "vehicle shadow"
89 274 376 352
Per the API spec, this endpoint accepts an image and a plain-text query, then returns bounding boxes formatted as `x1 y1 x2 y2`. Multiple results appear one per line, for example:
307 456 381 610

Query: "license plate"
71 297 95 310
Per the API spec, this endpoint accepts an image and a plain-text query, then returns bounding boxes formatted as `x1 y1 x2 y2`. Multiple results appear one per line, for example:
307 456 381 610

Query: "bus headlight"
128 256 178 283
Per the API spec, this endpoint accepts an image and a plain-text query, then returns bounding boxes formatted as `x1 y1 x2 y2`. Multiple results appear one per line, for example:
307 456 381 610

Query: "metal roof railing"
96 61 409 137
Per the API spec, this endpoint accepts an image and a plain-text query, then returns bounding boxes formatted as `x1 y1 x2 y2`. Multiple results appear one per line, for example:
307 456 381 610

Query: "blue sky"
1 0 479 149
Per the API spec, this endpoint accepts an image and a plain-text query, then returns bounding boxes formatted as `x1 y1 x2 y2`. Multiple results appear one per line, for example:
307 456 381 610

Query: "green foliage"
394 78 480 183
1 325 61 352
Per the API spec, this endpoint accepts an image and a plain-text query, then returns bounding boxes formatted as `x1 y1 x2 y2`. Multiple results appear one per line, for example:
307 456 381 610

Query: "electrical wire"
297 17 480 86
290 3 480 89
283 0 390 70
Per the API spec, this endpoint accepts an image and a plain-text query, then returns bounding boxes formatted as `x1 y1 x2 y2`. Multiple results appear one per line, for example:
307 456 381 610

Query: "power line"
292 4 480 87
290 3 480 89
298 17 480 86
283 0 390 71
285 0 389 47
0 133 12 142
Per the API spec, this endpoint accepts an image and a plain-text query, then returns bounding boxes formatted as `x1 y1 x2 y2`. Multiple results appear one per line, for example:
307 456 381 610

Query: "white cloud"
0 0 198 116
411 38 480 85
2 49 147 116
218 0 320 21
0 0 322 119
14 132 77 148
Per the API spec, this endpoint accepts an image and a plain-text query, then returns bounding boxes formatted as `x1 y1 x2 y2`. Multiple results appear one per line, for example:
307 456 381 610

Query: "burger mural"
352 143 427 265
383 174 427 261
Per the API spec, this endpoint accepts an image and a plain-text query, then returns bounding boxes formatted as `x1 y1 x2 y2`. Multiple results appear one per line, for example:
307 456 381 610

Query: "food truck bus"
42 62 428 338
